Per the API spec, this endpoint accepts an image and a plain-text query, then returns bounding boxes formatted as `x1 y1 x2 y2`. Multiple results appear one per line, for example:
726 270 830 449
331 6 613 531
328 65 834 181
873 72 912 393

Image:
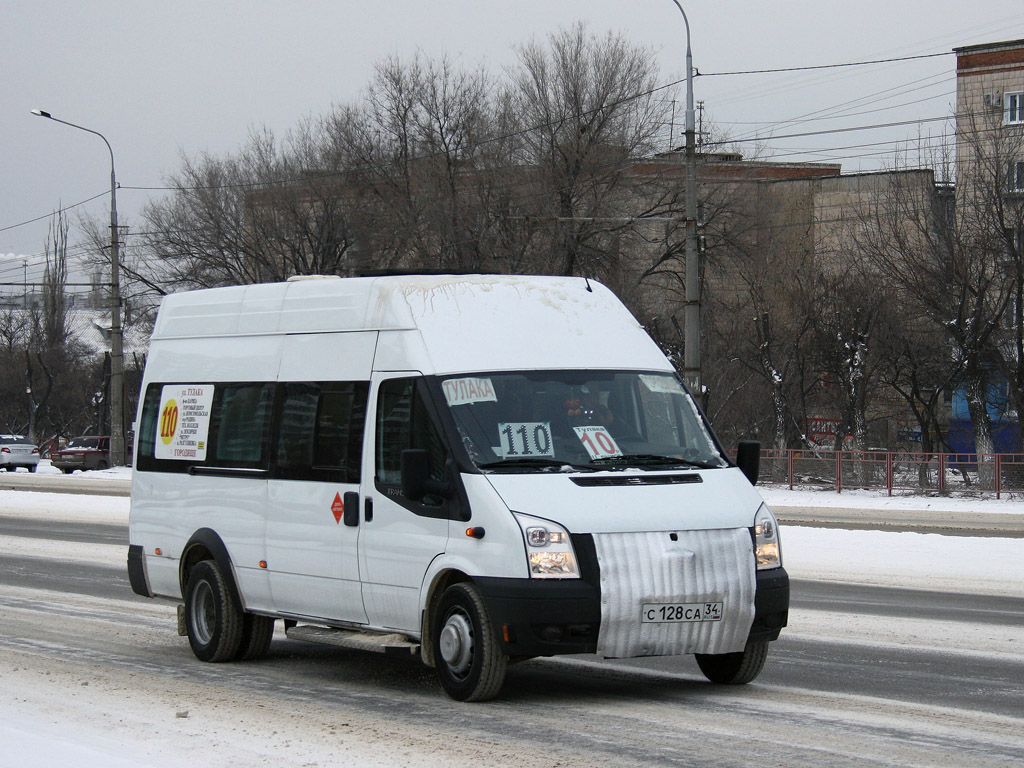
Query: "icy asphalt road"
0 484 1022 766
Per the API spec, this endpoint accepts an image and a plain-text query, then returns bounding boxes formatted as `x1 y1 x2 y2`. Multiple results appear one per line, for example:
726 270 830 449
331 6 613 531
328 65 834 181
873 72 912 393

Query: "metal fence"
757 448 1024 498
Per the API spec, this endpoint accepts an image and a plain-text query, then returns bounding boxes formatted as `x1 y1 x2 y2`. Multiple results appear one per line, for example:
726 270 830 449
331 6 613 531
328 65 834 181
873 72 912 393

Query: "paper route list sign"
155 384 215 461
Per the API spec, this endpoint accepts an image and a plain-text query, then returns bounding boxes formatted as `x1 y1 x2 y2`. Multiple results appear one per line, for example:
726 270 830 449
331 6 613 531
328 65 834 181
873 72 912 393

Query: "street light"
31 108 125 466
669 1 701 395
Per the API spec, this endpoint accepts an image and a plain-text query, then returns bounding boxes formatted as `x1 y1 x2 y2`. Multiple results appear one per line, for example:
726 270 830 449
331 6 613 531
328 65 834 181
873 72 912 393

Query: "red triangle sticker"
331 492 344 524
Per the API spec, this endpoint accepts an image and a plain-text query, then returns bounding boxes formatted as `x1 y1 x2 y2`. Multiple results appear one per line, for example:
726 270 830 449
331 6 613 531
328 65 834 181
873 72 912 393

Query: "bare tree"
140 125 363 289
41 207 70 346
698 178 821 452
856 167 1014 486
956 106 1024 450
505 23 673 278
331 53 506 272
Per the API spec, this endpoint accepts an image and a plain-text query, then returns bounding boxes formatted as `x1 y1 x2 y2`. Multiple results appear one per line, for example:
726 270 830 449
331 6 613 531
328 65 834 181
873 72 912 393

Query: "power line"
0 45 1004 251
698 51 953 78
0 191 110 234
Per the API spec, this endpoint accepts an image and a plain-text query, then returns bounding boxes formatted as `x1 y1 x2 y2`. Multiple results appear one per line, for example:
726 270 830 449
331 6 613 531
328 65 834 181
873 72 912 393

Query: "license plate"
641 602 723 623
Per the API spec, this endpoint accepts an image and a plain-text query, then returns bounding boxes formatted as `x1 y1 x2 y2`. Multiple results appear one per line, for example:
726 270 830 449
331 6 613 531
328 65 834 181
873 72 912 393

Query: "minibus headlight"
753 504 782 570
514 513 580 579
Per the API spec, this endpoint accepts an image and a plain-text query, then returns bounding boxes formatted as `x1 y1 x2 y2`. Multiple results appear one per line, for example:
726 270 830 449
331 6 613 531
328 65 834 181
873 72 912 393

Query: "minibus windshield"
438 371 727 472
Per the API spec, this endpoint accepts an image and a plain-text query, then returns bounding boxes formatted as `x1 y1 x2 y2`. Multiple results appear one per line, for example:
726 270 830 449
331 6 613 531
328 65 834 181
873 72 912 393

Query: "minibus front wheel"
432 583 507 702
184 560 244 662
695 638 769 684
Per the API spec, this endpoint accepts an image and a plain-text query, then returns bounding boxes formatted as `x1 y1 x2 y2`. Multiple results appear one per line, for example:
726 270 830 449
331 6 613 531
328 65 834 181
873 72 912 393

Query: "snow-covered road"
1 486 1021 767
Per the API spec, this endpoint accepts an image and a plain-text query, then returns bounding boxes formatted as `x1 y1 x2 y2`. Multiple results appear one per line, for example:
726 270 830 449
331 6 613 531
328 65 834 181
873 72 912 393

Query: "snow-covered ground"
761 484 1024 513
1 480 1019 594
759 486 1022 596
0 483 1020 766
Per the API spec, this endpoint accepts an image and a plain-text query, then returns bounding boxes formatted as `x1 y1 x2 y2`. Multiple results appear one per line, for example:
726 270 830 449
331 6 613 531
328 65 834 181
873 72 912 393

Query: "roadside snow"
0 489 128 526
781 526 1021 597
761 485 1023 514
22 459 132 480
1 486 1020 767
0 487 1019 595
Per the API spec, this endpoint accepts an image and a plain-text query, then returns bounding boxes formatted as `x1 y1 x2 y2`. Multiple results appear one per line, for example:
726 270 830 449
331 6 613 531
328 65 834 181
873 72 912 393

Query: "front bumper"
475 565 789 658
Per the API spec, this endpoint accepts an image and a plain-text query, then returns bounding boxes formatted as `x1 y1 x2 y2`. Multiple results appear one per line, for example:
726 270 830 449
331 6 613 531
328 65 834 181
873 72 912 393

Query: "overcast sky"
4 0 1024 291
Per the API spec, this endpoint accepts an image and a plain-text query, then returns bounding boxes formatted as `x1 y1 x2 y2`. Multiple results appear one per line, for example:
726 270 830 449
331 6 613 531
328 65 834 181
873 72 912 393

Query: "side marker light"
465 527 485 539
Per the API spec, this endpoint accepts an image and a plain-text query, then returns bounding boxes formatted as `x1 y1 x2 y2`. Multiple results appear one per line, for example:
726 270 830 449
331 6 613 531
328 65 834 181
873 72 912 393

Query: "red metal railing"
754 448 1024 498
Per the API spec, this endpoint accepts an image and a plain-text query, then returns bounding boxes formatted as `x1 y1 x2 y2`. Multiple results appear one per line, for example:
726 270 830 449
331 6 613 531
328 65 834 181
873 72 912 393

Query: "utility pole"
32 109 125 466
670 1 701 394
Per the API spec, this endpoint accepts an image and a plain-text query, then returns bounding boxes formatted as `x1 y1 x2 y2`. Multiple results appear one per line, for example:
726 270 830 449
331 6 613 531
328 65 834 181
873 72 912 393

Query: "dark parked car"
52 436 111 473
0 435 40 472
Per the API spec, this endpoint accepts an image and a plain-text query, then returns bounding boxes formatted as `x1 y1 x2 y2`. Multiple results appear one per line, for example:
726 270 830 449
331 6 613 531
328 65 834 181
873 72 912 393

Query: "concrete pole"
670 2 701 395
31 110 125 465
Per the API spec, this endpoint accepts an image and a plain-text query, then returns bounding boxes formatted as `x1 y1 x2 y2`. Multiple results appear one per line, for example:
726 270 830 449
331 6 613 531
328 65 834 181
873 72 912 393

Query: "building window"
1006 92 1024 125
1009 161 1024 193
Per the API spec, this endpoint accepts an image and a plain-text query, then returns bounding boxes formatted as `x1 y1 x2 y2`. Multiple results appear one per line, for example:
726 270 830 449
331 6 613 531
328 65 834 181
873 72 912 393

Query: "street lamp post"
669 1 701 395
31 109 125 466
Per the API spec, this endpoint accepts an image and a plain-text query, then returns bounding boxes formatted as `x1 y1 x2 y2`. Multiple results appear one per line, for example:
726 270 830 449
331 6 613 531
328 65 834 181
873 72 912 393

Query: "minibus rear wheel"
235 614 275 661
432 583 507 702
695 639 769 684
184 560 243 662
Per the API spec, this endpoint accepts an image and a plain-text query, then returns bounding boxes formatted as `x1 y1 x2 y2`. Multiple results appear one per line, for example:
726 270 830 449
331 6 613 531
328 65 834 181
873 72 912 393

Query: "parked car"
0 435 40 472
51 436 111 473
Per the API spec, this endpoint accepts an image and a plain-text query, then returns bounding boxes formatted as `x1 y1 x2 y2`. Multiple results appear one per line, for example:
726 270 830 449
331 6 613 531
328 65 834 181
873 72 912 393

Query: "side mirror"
400 449 451 501
736 440 760 486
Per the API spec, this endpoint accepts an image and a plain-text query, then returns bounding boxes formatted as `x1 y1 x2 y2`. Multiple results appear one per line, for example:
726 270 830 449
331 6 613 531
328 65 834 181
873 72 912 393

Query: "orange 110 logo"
160 399 179 446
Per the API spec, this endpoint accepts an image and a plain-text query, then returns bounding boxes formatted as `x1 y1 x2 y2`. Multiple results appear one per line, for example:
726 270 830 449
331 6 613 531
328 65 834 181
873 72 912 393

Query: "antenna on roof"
584 276 593 292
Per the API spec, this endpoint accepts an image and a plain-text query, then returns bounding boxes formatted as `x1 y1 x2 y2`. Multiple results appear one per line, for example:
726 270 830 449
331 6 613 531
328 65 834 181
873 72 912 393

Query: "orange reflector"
465 527 485 539
259 560 268 569
154 548 162 556
503 625 511 643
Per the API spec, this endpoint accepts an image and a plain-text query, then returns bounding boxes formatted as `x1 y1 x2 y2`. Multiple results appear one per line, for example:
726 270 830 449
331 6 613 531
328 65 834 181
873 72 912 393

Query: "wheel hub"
439 612 473 678
190 580 215 645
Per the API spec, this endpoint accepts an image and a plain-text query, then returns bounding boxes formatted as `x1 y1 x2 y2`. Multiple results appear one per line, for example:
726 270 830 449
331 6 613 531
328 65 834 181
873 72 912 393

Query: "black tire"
61 468 74 475
235 613 275 661
27 465 37 473
95 460 108 470
184 560 243 662
432 582 507 702
696 639 769 685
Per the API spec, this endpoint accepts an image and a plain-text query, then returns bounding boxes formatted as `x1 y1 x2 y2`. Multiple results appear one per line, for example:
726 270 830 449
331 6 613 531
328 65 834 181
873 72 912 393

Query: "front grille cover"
593 527 755 658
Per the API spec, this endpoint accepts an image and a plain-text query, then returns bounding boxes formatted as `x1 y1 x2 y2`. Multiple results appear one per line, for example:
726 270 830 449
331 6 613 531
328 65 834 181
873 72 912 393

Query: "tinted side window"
375 378 446 486
137 382 272 473
276 383 318 473
315 386 367 478
276 382 368 483
210 384 274 467
137 384 162 465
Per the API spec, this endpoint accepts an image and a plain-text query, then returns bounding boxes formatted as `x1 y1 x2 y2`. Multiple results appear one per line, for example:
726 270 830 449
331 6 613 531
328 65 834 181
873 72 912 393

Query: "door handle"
364 497 373 523
343 491 359 527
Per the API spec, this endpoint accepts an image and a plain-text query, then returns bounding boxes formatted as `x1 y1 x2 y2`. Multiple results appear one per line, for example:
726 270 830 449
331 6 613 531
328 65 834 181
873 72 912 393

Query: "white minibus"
128 274 788 701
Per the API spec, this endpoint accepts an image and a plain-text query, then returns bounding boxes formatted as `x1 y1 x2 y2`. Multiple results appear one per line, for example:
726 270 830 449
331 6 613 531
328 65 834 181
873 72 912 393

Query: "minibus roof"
151 274 672 374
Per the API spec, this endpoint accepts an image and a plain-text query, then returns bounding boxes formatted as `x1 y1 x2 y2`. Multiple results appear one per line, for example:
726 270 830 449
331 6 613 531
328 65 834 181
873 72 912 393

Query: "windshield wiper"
589 454 721 470
477 457 592 472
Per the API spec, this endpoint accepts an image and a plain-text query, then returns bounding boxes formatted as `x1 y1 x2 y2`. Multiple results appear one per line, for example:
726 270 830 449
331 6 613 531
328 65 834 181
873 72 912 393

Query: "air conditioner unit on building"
983 91 1003 108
